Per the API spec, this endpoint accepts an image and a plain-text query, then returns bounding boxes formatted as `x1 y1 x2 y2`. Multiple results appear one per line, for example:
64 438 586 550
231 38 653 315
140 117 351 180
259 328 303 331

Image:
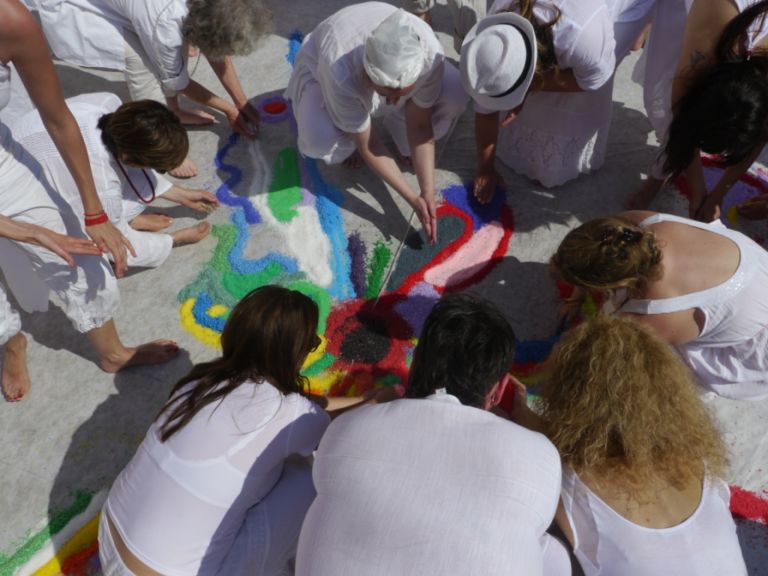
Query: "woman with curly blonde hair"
550 210 768 400
517 314 746 575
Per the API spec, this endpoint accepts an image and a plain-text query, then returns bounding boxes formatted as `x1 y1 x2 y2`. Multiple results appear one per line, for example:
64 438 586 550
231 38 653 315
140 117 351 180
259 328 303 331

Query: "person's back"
297 394 561 575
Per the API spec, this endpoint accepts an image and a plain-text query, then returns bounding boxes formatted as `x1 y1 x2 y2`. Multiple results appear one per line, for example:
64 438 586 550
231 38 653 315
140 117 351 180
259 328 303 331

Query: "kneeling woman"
551 210 768 400
517 315 746 575
100 286 332 576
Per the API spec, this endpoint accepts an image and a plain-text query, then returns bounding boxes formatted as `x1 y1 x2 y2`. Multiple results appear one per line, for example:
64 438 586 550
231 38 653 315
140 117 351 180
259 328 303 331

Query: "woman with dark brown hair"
99 286 350 576
550 209 768 399
10 92 219 270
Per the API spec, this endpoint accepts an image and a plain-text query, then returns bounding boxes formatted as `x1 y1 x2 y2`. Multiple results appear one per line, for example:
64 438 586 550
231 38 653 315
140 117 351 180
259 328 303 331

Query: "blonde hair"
550 216 663 297
540 315 727 493
505 0 562 91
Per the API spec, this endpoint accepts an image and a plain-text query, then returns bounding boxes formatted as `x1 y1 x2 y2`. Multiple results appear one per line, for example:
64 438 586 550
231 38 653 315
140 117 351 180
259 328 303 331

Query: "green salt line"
364 242 392 300
222 262 286 300
0 490 93 576
286 280 331 334
267 148 303 223
377 374 401 387
302 352 336 377
210 224 237 273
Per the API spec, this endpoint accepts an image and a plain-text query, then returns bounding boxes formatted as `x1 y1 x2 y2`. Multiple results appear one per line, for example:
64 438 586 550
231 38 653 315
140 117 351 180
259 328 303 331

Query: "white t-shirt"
296 392 562 576
561 469 747 575
285 2 445 135
9 92 172 227
28 0 189 92
106 379 330 576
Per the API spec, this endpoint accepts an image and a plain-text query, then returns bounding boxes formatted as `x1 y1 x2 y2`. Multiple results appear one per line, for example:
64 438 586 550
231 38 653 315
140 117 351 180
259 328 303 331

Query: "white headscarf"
363 9 424 89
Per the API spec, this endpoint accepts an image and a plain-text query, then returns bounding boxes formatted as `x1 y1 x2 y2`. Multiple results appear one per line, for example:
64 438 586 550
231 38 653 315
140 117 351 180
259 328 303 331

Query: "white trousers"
123 31 174 103
0 128 119 343
295 63 469 165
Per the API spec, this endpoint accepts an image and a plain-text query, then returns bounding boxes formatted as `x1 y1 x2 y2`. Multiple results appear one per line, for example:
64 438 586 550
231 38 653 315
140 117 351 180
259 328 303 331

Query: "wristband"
84 211 109 227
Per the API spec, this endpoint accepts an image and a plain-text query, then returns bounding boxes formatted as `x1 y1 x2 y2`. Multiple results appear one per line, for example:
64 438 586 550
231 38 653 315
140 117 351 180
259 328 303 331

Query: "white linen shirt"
296 392 562 576
30 0 189 92
285 2 445 135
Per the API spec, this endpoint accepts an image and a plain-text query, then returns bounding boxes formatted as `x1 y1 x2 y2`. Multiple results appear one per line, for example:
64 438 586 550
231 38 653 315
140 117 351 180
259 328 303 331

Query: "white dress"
285 2 469 165
483 0 655 187
23 0 189 100
560 469 746 575
102 379 330 576
0 63 119 340
296 391 567 576
622 213 768 399
9 92 174 269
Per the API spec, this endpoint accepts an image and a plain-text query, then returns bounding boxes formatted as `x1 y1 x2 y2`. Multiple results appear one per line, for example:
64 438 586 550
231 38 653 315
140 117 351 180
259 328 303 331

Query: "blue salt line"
228 210 299 275
214 133 261 224
192 292 227 332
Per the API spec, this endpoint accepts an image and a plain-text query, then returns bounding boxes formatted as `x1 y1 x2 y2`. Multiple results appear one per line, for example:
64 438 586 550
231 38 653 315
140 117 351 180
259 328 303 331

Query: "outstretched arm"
206 55 260 138
406 99 437 244
0 0 134 275
0 215 101 266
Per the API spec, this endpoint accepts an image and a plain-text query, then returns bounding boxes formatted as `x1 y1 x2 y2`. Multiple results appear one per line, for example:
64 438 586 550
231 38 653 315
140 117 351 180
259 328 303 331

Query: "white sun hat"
459 12 537 111
364 9 425 89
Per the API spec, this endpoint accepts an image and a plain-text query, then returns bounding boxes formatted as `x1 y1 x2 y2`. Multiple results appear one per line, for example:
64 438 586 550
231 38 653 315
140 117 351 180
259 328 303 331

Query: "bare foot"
130 213 173 232
172 221 211 246
99 339 180 373
2 333 30 402
415 10 432 26
343 151 362 169
626 176 664 210
169 157 198 179
173 107 215 126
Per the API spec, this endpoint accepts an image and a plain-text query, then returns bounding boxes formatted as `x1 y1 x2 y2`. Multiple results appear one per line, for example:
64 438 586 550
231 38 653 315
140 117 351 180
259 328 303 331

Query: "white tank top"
561 470 747 575
733 0 768 51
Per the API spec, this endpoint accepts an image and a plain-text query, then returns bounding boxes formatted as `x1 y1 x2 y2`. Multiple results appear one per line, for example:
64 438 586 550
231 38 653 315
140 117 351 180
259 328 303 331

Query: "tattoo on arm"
690 50 706 68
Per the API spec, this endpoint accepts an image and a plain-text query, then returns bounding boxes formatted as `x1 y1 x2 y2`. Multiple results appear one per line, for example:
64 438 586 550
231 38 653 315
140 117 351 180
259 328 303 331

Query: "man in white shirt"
286 3 469 245
296 293 571 575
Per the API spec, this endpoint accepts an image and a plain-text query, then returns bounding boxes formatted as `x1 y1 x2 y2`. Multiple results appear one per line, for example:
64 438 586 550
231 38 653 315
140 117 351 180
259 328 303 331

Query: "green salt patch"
286 280 331 333
364 241 392 299
302 352 337 377
210 224 237 273
267 148 303 223
378 373 401 387
222 261 286 300
0 490 92 576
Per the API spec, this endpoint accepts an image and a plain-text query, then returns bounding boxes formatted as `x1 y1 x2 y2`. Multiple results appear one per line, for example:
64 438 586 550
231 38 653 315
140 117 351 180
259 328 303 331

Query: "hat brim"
460 12 537 112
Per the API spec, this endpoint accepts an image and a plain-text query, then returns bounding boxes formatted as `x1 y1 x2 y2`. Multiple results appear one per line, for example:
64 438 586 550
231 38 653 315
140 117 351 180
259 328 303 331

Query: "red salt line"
60 539 99 575
730 485 768 524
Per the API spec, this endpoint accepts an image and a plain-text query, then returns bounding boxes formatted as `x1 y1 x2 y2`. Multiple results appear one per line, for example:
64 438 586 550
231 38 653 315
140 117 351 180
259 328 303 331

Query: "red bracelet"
84 211 109 227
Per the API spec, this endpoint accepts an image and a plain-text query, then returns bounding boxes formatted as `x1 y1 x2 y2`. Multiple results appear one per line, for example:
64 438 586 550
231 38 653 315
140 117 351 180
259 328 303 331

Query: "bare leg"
87 320 179 373
171 222 211 246
626 176 665 210
130 213 173 232
2 333 30 402
169 157 199 179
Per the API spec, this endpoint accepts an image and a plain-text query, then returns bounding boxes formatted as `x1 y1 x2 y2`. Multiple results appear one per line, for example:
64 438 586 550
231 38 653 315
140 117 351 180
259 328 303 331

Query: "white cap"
364 9 424 89
460 13 537 111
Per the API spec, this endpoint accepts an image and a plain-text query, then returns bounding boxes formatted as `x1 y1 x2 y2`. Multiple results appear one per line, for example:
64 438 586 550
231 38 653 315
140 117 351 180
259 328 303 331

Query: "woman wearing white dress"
551 210 768 399
0 0 177 401
10 93 219 270
460 0 656 195
100 285 377 576
513 314 746 575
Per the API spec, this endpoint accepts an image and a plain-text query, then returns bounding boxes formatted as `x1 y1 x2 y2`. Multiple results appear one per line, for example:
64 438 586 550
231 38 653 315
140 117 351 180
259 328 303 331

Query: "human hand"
473 168 505 204
414 192 437 245
500 103 525 128
737 196 768 220
85 220 135 277
179 188 220 213
31 226 101 266
693 194 721 222
228 101 260 139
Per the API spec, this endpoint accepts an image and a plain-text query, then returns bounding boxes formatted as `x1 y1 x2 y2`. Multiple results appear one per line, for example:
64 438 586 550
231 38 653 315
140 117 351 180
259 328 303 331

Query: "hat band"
490 24 533 99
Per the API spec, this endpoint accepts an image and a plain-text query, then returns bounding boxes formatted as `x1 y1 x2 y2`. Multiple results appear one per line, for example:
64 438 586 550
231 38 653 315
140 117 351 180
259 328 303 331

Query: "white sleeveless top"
733 0 768 51
621 213 768 399
106 380 329 575
561 470 747 575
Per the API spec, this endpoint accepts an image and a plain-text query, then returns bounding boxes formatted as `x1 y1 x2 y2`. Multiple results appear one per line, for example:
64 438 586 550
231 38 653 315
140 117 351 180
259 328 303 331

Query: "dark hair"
406 293 516 408
550 216 663 296
98 100 188 173
157 286 319 441
664 1 768 176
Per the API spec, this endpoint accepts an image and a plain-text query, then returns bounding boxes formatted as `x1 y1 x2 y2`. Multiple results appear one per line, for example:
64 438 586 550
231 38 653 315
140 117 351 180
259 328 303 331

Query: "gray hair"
182 0 273 58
